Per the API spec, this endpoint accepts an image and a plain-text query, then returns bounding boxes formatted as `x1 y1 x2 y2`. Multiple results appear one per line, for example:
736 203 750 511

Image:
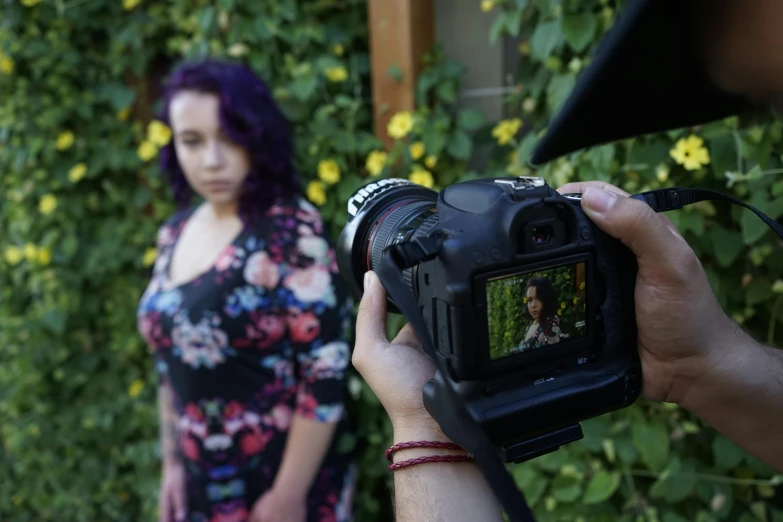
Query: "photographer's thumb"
581 186 689 265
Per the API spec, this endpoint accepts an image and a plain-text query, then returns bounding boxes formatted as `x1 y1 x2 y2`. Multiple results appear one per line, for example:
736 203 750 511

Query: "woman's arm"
269 415 339 497
158 383 180 466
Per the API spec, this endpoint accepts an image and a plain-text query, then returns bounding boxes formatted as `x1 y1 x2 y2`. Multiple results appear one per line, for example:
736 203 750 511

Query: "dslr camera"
336 175 642 464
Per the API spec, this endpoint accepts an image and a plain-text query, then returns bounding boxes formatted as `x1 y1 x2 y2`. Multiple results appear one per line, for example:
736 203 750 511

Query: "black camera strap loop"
378 239 537 522
631 187 783 240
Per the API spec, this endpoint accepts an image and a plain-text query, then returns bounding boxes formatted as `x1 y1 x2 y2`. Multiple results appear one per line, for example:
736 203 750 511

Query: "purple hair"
156 59 301 222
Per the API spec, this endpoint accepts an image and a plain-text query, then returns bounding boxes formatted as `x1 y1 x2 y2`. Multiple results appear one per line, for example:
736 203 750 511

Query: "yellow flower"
333 44 344 56
560 302 566 309
481 0 494 12
37 247 52 266
579 281 585 291
409 142 425 160
573 297 578 304
117 107 131 121
137 140 158 162
518 42 530 56
146 120 171 147
123 0 142 10
39 194 57 215
0 53 13 75
424 155 437 169
306 181 327 206
669 135 710 171
68 163 87 183
21 0 41 5
318 159 341 185
128 379 144 398
324 66 348 82
56 131 75 151
4 246 22 265
24 243 38 262
365 150 387 176
492 118 523 145
409 167 434 189
522 97 536 113
143 247 157 267
656 165 669 183
387 111 414 139
227 43 249 57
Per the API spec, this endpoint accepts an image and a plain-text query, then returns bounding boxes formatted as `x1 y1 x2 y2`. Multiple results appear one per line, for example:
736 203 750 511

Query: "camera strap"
375 186 782 522
378 237 538 522
631 187 783 239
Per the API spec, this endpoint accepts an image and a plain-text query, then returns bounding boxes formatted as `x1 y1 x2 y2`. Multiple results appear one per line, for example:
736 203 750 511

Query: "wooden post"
367 0 435 147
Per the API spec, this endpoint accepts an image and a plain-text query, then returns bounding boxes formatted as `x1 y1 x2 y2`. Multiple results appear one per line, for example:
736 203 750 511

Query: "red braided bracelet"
385 440 465 462
389 454 475 471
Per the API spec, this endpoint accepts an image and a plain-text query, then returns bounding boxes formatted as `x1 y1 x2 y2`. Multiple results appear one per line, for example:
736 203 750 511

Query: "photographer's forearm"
158 383 181 466
675 326 783 472
391 423 503 522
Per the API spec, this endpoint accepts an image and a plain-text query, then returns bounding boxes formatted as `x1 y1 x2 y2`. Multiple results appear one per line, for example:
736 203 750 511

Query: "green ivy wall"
1 0 782 521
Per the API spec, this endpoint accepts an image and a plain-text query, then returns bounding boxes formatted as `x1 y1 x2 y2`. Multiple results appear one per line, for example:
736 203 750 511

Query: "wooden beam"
367 0 435 147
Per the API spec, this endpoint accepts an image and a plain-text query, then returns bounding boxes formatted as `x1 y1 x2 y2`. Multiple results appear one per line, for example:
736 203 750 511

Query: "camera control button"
491 247 502 260
472 252 485 265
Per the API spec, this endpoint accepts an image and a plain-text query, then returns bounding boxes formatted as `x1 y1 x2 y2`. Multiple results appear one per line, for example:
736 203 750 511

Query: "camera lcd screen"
486 262 587 360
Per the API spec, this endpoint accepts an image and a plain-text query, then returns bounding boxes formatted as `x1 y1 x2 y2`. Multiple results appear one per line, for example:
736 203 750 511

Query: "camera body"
337 175 642 463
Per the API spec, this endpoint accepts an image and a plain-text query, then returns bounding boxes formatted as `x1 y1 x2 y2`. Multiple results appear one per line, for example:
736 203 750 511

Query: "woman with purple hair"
137 59 355 522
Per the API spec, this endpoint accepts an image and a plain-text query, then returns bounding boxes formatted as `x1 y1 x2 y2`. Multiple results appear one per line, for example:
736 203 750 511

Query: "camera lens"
336 179 439 304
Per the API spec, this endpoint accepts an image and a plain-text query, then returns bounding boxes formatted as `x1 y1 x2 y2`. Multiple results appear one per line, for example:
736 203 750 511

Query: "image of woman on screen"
517 277 562 351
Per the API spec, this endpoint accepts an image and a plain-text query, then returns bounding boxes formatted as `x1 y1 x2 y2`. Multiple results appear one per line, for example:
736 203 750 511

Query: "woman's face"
526 286 542 322
169 90 250 207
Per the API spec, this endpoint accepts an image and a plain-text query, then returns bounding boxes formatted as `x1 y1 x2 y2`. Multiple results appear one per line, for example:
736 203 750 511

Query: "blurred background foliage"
1 0 782 521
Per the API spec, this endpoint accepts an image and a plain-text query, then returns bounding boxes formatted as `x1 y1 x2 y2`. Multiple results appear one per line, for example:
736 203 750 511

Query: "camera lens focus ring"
369 200 435 272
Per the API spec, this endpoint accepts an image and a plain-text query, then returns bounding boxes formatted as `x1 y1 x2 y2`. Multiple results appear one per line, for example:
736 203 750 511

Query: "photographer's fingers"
353 271 389 371
580 187 691 267
557 181 631 197
392 323 423 351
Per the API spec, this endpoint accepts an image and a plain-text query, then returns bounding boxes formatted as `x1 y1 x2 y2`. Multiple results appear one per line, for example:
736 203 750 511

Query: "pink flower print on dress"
243 311 285 350
209 506 249 522
172 312 231 369
284 264 332 303
157 225 176 247
286 309 320 344
180 433 201 461
298 235 329 261
239 427 270 456
264 404 292 431
214 246 237 272
243 250 280 289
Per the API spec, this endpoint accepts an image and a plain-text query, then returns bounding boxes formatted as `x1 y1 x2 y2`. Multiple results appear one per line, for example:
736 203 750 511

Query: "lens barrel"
336 179 438 303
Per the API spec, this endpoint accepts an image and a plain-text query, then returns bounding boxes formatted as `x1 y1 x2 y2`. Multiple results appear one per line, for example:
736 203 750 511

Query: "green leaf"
589 144 616 172
290 75 319 101
546 73 576 113
746 278 773 306
489 12 511 46
710 227 744 268
712 435 745 470
529 20 564 63
551 474 582 503
632 418 670 471
446 131 472 161
650 457 696 503
457 109 484 131
560 12 597 52
387 64 403 83
742 207 769 245
582 471 621 504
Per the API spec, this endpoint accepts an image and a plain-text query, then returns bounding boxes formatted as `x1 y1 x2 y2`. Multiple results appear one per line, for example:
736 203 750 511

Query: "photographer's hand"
353 271 503 522
558 182 783 472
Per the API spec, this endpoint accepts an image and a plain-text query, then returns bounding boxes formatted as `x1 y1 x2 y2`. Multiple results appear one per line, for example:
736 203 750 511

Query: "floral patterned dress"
137 197 355 522
517 315 562 352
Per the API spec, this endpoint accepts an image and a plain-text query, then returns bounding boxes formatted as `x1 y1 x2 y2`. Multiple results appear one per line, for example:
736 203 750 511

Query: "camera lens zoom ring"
370 201 434 272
